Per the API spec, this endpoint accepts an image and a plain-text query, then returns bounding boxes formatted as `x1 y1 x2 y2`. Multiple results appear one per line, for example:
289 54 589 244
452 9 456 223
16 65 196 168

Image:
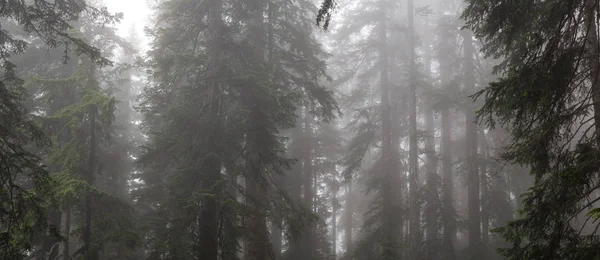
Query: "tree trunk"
439 19 456 260
379 0 399 258
243 1 271 259
441 107 455 260
59 208 71 260
288 118 304 259
301 106 315 259
407 0 421 258
479 129 490 255
197 2 224 259
332 190 337 258
585 0 600 147
344 182 353 258
463 29 481 260
424 42 439 260
83 104 97 260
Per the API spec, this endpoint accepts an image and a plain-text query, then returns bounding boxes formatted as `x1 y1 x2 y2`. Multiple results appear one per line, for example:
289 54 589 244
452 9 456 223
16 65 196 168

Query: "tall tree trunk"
243 1 271 259
379 0 398 258
490 129 513 250
83 104 97 260
222 174 239 260
38 211 60 260
463 29 481 260
288 119 304 259
301 106 315 259
441 106 455 260
439 19 456 260
344 182 353 258
197 2 224 259
585 0 600 147
424 41 439 260
271 191 283 260
59 208 71 260
479 129 490 255
332 190 337 258
407 0 421 258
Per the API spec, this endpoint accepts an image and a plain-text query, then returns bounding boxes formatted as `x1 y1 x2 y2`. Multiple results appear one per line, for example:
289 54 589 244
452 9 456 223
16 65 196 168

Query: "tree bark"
83 101 97 260
288 117 304 259
243 1 272 259
585 0 600 147
424 44 439 260
332 190 337 258
379 0 399 258
197 1 224 259
463 29 481 260
479 129 490 255
407 0 421 258
344 182 353 258
59 208 71 260
301 106 315 259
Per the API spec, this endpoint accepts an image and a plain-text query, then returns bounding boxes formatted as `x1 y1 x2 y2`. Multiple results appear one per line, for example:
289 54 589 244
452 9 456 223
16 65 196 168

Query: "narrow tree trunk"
424 43 439 260
301 106 315 259
441 107 456 260
463 29 481 260
585 0 600 147
332 190 337 258
479 129 490 255
288 119 304 259
344 182 353 258
84 105 97 260
407 0 421 258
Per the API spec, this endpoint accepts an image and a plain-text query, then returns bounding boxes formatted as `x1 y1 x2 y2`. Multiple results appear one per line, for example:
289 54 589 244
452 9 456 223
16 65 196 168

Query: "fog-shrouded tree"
0 1 120 259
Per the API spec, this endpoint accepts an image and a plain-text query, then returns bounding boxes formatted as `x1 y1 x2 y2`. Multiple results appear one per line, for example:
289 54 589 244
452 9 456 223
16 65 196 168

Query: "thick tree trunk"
59 208 71 260
407 0 421 258
463 29 481 260
197 2 224 259
439 18 456 260
271 191 283 260
379 0 399 258
243 1 272 259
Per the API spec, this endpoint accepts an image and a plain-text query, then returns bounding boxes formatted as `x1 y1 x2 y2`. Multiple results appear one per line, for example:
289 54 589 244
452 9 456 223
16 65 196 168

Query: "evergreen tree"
463 0 600 258
0 1 118 258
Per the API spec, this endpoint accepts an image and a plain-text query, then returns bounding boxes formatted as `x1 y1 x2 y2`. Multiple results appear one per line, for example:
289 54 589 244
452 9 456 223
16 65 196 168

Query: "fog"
2 0 600 260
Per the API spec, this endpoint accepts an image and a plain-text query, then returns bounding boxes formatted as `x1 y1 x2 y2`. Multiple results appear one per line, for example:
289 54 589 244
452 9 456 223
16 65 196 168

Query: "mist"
1 0 599 260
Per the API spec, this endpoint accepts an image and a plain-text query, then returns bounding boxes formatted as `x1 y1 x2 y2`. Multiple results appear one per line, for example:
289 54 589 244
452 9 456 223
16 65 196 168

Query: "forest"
1 0 599 259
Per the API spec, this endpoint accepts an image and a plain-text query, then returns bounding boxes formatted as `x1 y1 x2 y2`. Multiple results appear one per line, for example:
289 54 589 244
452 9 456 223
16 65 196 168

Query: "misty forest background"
2 0 599 259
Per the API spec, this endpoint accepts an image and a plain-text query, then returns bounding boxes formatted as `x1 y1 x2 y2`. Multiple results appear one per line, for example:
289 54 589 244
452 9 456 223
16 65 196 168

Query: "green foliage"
463 0 600 258
0 1 122 256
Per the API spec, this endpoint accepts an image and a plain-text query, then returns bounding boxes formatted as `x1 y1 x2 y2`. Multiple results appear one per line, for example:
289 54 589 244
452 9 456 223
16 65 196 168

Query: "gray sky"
104 0 151 51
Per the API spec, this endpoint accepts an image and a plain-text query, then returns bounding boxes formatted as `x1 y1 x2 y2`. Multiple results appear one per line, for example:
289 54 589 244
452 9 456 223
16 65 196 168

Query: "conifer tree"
0 1 119 258
462 0 600 258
